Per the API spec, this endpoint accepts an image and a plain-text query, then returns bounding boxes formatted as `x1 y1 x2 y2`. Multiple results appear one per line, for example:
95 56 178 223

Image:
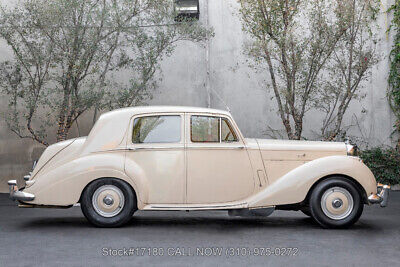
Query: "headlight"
346 142 358 156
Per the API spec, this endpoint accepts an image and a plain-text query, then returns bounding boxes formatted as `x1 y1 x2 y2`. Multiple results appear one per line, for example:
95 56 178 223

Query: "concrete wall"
0 0 396 192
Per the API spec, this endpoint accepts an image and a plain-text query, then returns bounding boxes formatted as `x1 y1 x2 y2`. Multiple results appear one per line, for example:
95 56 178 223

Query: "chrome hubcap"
92 185 125 218
103 195 114 206
321 187 354 220
332 198 343 208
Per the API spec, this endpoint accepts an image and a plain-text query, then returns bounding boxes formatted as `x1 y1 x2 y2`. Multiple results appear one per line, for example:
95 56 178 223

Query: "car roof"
83 106 236 153
102 105 232 117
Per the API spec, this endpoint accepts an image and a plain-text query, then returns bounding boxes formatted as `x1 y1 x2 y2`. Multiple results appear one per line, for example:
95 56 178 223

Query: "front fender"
24 152 147 208
247 156 377 207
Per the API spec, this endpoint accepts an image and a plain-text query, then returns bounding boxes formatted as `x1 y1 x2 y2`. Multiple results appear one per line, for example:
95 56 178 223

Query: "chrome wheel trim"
321 187 354 220
92 185 125 218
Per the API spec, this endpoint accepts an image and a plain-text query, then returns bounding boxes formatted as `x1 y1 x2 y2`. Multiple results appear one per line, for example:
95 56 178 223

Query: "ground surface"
0 193 399 267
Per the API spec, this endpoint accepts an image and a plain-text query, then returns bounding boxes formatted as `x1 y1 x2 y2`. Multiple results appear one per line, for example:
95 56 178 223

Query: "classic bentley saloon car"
8 106 390 228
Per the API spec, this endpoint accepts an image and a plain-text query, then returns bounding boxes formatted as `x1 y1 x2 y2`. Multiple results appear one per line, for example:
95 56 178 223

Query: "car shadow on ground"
17 213 381 232
3 194 391 232
129 215 381 231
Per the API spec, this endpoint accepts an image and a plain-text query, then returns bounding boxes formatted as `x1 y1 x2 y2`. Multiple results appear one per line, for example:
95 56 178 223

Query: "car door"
125 113 185 204
185 113 255 204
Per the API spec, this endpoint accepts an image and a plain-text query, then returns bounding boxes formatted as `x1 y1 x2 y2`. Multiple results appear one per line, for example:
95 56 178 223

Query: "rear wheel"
309 177 363 228
81 178 136 227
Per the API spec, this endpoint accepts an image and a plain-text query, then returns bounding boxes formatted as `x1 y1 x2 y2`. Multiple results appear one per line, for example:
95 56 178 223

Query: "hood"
254 138 347 152
250 138 347 163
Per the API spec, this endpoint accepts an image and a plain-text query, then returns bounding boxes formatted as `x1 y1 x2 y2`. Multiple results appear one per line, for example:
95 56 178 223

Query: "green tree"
388 0 400 149
316 0 379 140
239 0 379 140
0 0 211 146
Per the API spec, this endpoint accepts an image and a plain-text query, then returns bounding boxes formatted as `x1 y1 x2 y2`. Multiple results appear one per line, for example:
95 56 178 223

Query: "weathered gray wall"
0 0 396 192
153 0 396 144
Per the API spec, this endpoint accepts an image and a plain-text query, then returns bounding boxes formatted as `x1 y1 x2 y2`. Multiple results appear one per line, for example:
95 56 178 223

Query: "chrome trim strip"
131 146 185 151
101 146 245 152
97 147 185 152
186 146 245 150
219 117 222 143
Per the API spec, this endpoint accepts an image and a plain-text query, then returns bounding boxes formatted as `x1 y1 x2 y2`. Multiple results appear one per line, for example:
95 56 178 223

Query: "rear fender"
24 152 148 208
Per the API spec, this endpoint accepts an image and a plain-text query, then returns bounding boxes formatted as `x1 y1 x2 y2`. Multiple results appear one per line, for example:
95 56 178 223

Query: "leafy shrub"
360 148 400 185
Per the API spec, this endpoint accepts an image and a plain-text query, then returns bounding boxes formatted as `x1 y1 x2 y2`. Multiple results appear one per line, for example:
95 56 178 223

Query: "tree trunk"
264 48 295 139
56 93 70 142
293 115 303 140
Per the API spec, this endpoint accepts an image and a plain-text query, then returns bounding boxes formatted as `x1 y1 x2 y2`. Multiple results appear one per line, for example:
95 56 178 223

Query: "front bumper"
7 180 35 202
368 183 390 207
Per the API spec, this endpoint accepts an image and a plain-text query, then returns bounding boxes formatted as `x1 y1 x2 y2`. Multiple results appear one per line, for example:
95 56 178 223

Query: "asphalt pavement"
0 192 399 266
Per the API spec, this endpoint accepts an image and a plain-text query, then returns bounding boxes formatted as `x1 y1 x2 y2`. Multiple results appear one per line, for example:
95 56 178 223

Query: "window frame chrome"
128 112 185 148
189 114 240 144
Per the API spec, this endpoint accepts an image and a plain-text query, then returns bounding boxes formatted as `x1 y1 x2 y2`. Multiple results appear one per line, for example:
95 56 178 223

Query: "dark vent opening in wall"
174 0 200 22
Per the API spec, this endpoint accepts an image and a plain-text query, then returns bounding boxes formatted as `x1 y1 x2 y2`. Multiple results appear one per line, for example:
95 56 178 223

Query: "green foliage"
239 0 379 140
0 0 211 145
389 0 400 144
360 148 400 185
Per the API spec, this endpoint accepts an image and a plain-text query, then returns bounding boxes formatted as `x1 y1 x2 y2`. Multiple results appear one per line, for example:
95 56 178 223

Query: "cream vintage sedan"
8 106 390 228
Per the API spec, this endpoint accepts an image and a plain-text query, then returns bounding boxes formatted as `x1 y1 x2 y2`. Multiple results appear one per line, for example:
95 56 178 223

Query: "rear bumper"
7 180 35 202
368 183 390 207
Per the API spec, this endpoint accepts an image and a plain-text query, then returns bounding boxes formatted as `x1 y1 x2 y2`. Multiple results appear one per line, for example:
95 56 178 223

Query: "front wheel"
81 178 137 227
309 178 364 228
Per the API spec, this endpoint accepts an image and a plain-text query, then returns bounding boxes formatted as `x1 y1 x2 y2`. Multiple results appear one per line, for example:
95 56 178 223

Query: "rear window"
132 115 181 143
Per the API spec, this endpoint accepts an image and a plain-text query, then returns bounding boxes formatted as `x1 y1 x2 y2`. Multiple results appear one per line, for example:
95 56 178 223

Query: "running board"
142 202 248 211
18 204 72 209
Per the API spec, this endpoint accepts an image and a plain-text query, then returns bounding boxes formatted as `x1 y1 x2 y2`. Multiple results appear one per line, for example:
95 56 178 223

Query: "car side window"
191 116 219 142
221 118 238 142
132 115 181 143
191 116 238 143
